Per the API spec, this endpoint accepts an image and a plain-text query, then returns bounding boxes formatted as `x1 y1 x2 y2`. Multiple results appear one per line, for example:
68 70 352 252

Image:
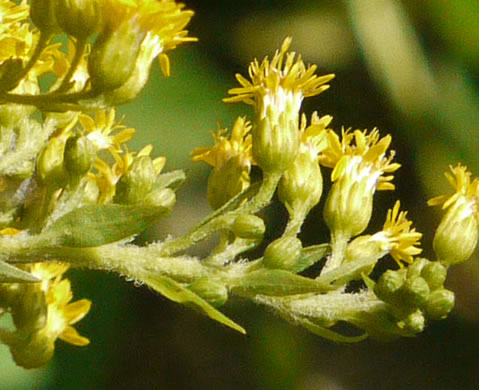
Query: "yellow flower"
322 128 400 238
320 128 400 191
45 278 91 346
31 263 91 346
102 0 195 75
298 111 332 158
191 116 253 170
78 109 135 154
428 164 479 265
224 37 334 122
191 117 253 209
90 144 165 204
428 164 479 217
224 39 334 173
379 201 422 266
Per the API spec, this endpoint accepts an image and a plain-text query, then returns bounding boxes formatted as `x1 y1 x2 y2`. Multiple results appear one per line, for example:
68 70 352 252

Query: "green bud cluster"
374 258 454 332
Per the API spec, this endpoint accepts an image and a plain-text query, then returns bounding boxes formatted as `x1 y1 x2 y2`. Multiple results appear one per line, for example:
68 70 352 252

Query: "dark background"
2 1 479 389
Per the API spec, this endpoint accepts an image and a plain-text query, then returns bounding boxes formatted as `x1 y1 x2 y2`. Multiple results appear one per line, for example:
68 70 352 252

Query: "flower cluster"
0 0 478 371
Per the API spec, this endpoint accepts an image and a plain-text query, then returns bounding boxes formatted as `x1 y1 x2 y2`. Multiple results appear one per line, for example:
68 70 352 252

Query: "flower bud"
55 0 103 39
231 214 265 240
252 108 299 173
188 278 228 307
37 137 68 187
30 0 60 33
399 276 430 308
323 176 374 239
64 135 96 177
420 262 447 291
402 309 425 334
114 156 157 204
374 269 406 303
88 19 145 92
433 200 478 265
0 58 24 92
424 288 455 320
263 236 302 270
278 151 323 215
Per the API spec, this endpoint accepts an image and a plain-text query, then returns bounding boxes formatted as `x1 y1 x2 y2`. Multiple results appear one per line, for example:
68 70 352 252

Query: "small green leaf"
300 318 368 343
291 244 330 273
142 273 246 334
0 260 40 283
233 269 332 297
43 204 171 247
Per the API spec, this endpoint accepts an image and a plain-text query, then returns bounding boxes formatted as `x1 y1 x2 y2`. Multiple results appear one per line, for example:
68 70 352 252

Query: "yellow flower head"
321 128 401 191
78 109 135 155
44 277 91 346
428 165 479 265
298 111 332 160
378 201 422 266
20 262 91 347
191 116 253 170
428 164 479 220
191 117 253 209
102 0 195 76
225 38 334 117
90 144 164 204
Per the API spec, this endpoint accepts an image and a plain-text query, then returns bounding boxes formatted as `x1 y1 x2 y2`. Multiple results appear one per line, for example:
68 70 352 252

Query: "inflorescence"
0 0 477 369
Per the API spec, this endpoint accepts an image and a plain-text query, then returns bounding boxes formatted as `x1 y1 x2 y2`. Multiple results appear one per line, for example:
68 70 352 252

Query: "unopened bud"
263 236 302 270
188 278 228 307
402 309 425 333
425 288 455 320
374 269 406 303
278 151 323 215
231 214 265 239
37 137 68 187
399 276 430 308
55 0 103 39
323 176 374 239
64 135 96 177
420 262 447 291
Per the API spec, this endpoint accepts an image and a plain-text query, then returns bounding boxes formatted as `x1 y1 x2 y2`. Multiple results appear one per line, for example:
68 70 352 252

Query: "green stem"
241 170 282 214
282 204 309 237
159 172 281 256
320 229 350 275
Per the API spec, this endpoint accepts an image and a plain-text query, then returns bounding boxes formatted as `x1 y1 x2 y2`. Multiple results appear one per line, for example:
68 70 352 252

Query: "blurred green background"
2 0 479 388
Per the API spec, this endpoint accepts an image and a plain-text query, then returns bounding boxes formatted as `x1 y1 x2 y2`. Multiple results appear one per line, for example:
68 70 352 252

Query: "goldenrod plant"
0 0 477 370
